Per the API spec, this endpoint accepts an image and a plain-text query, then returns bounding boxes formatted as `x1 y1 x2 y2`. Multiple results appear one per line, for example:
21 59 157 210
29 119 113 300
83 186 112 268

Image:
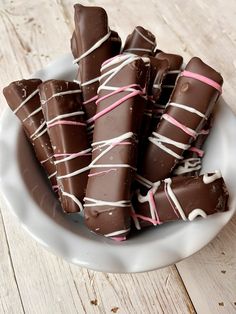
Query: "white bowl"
0 54 235 273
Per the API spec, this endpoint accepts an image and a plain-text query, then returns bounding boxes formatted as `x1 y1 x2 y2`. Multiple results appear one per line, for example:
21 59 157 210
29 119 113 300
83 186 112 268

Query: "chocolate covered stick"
137 57 223 188
151 51 183 127
84 54 149 239
3 79 57 188
123 26 156 56
173 117 212 176
71 4 121 123
132 171 229 229
39 80 91 213
138 57 169 158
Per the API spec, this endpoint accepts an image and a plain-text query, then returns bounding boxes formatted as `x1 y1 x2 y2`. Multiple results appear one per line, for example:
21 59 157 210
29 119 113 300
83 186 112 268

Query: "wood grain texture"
177 214 236 314
0 0 235 313
0 199 24 314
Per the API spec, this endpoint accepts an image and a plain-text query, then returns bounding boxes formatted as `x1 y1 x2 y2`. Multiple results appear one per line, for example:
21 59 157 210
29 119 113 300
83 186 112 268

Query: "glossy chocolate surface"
3 79 56 187
133 173 229 228
84 55 149 237
39 80 91 213
72 4 121 120
123 26 156 56
140 57 223 184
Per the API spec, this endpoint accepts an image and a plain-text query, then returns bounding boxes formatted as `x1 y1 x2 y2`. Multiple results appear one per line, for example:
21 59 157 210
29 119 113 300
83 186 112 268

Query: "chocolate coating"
123 26 156 56
139 57 169 160
3 79 56 187
139 57 223 185
39 80 91 213
133 172 229 229
72 4 121 120
84 55 149 238
151 51 183 128
173 117 213 176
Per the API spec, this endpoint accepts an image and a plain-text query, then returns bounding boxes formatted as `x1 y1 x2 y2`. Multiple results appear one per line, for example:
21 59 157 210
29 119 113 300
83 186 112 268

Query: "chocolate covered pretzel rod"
123 26 156 56
3 79 57 188
151 51 183 128
39 80 91 213
137 57 223 188
138 57 169 159
84 54 149 239
71 4 121 124
132 171 229 229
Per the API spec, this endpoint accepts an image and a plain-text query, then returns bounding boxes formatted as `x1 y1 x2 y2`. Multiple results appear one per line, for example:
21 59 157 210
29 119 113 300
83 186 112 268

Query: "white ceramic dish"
0 54 236 273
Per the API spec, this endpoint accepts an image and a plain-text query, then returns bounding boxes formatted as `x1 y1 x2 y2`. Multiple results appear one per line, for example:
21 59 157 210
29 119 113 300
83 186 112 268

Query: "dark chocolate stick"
137 57 223 188
84 54 149 239
173 117 212 176
132 171 229 229
3 79 57 188
39 80 91 213
122 26 156 56
151 51 183 129
138 57 169 160
71 4 121 123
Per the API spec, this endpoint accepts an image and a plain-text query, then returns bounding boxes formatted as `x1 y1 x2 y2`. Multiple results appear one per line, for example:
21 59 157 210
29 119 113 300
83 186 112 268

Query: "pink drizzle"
162 114 197 138
181 70 222 93
132 213 162 225
198 129 209 135
87 84 143 124
83 95 98 105
102 54 123 67
148 190 161 225
52 185 59 192
188 146 204 157
111 236 127 242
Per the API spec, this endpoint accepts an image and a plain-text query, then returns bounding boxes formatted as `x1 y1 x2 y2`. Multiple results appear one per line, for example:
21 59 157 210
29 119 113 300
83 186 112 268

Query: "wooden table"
0 1 235 313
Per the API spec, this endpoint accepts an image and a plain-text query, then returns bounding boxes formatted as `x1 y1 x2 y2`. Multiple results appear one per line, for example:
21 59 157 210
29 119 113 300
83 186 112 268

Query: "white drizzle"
104 229 131 237
134 27 156 45
188 209 207 221
48 171 57 179
203 170 222 184
124 48 152 53
167 102 207 119
131 206 141 230
90 132 136 171
73 30 112 64
137 182 160 225
135 174 154 189
30 121 46 140
174 158 202 175
98 54 141 93
13 88 39 114
148 133 184 160
83 198 131 208
168 70 181 74
61 191 84 212
41 89 82 105
46 111 84 125
164 178 187 221
55 148 91 165
23 106 42 122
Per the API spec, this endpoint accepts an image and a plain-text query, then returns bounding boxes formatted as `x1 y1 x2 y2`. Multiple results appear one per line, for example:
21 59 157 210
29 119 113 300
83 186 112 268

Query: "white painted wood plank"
177 214 236 314
0 198 24 314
